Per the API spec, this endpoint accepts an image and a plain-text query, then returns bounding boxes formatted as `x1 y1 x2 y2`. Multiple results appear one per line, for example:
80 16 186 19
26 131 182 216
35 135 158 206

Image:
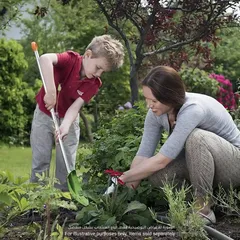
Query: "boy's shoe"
198 210 216 225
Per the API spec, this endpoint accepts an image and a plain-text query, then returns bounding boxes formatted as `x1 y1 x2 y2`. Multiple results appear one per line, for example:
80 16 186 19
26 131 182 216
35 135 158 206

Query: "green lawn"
0 145 56 177
0 145 32 177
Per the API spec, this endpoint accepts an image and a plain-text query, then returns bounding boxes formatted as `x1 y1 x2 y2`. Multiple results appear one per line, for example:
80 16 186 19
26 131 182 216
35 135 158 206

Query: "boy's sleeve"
55 51 78 68
75 78 102 103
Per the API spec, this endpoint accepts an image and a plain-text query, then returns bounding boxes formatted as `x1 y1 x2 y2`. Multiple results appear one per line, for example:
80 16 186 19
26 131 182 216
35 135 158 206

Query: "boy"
30 35 125 191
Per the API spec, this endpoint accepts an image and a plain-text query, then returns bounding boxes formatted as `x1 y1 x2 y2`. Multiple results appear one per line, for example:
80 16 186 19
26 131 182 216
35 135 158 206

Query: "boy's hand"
55 124 70 142
44 92 56 110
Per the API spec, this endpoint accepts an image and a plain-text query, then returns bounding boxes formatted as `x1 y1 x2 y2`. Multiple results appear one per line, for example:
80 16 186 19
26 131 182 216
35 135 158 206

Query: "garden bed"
2 211 240 240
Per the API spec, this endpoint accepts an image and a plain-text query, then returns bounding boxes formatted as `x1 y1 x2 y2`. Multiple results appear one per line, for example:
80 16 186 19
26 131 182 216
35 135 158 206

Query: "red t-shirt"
36 51 102 118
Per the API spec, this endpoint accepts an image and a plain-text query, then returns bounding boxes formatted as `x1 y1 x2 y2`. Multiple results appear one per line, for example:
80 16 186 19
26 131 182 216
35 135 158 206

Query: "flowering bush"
209 73 239 110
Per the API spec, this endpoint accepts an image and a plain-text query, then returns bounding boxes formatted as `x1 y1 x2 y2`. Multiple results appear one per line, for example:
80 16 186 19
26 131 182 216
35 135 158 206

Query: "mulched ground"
212 214 240 240
2 209 240 240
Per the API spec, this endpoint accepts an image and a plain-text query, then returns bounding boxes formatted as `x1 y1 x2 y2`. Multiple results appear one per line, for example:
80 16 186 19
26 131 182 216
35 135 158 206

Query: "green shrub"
76 102 167 210
0 39 36 145
180 66 219 98
77 101 147 185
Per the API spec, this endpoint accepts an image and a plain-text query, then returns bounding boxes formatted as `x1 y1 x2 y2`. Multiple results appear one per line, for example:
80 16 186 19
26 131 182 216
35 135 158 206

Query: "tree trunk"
92 96 99 130
130 64 139 104
80 111 93 143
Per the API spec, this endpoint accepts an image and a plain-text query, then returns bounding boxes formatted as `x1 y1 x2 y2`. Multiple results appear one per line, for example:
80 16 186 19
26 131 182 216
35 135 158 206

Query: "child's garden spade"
31 42 89 206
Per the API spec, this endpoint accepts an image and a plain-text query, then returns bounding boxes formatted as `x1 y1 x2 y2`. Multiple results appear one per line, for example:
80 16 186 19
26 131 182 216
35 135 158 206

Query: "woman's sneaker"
198 210 216 225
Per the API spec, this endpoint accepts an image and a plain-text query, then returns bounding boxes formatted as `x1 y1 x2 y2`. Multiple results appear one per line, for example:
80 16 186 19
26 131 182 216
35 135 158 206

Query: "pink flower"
209 73 237 110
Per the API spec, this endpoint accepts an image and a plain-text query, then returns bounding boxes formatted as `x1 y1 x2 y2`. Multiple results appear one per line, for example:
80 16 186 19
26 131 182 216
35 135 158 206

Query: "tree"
0 0 26 31
2 1 240 103
0 38 34 144
94 0 239 103
211 28 240 90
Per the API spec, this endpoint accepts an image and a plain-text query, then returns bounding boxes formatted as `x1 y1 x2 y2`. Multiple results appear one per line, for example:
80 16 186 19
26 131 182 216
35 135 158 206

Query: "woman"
118 66 240 224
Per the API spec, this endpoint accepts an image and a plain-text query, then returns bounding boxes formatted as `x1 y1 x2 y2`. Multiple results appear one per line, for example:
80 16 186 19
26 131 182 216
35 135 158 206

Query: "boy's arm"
57 97 85 140
39 53 58 110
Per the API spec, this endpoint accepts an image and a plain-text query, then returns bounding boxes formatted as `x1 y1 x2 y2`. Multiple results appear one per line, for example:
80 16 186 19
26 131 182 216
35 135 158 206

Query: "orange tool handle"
31 42 38 51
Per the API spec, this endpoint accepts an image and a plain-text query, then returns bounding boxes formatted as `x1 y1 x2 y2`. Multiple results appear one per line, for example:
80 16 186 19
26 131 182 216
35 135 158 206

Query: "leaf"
123 201 146 215
76 204 99 222
0 192 12 205
14 176 29 185
85 217 99 225
71 192 89 206
83 190 101 204
56 223 64 238
122 213 152 227
20 197 30 211
89 210 100 217
0 184 8 193
61 192 71 200
104 216 117 226
97 214 116 227
51 232 59 237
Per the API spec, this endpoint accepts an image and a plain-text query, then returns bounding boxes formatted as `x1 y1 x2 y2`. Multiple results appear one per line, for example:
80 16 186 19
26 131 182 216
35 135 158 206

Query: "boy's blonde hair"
86 35 125 70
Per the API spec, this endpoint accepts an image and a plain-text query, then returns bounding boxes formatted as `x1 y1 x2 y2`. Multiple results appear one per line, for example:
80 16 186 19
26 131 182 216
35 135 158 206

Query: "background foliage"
211 28 240 91
77 102 147 185
0 38 36 144
180 66 219 98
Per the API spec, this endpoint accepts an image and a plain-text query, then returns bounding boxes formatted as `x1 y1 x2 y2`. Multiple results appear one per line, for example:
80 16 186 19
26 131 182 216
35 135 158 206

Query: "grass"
0 145 32 177
0 144 87 178
0 144 56 178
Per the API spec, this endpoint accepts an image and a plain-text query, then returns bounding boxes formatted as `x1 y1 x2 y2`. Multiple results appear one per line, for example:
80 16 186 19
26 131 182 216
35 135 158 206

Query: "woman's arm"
125 155 147 188
123 109 163 187
120 152 172 184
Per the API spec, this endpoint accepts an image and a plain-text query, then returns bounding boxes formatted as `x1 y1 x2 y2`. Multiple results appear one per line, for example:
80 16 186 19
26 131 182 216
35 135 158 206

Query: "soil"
2 210 240 240
211 214 240 240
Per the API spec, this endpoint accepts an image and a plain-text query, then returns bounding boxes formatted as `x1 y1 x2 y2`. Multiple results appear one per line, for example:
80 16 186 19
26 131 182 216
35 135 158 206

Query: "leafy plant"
211 28 240 90
77 101 168 210
180 66 219 98
214 185 240 218
36 215 70 240
75 184 153 227
0 170 76 236
77 101 147 185
160 181 208 240
0 38 37 145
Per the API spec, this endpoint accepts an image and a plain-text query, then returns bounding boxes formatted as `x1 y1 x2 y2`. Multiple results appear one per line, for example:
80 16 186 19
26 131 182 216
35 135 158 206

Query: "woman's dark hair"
142 66 186 110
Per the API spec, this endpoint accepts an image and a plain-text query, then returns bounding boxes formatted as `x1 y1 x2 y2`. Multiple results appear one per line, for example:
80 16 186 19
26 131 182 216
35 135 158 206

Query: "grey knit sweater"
137 92 240 159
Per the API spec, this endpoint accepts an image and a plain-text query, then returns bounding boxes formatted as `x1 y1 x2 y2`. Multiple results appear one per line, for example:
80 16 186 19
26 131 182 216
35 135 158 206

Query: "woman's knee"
185 128 207 149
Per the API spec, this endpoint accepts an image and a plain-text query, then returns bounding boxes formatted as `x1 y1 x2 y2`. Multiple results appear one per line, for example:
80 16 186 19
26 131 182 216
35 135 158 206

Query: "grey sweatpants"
149 128 240 198
30 105 80 191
